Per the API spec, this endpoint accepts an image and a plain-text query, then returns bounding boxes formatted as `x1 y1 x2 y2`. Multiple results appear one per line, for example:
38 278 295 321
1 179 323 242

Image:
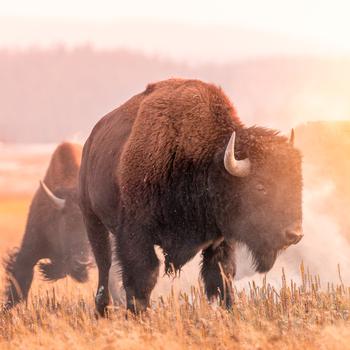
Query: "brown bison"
79 79 303 315
3 142 91 309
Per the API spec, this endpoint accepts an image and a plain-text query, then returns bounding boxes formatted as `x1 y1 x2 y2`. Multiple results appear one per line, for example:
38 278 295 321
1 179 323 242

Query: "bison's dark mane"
241 126 299 164
247 126 281 137
244 126 290 148
38 261 67 281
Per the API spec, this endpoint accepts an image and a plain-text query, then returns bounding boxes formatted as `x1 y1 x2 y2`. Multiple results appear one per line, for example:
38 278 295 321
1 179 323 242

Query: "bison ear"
39 181 66 210
224 131 251 177
289 129 295 146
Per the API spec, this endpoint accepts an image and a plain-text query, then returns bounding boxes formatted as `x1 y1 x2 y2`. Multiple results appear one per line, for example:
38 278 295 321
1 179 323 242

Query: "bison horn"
224 131 251 177
39 180 66 210
289 128 295 146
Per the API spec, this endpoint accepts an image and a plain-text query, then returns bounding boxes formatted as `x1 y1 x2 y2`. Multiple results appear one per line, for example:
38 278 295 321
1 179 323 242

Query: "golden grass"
1 196 350 349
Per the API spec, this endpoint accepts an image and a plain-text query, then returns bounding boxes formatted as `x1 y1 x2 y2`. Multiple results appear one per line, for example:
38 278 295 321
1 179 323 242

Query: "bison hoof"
95 285 110 317
223 295 233 310
95 303 109 317
126 297 149 314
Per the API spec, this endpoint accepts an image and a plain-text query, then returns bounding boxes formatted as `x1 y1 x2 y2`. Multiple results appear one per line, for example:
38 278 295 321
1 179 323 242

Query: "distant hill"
1 47 350 142
0 18 325 62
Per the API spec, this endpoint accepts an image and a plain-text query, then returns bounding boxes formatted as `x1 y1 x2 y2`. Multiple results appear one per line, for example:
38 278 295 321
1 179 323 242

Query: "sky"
1 0 350 38
1 0 350 61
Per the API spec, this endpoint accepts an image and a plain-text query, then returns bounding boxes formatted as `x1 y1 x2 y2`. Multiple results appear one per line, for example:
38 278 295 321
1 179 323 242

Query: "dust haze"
153 121 350 295
161 121 350 294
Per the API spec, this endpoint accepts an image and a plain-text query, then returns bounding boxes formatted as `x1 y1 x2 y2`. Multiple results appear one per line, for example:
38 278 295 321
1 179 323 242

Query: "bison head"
39 181 91 281
212 127 303 273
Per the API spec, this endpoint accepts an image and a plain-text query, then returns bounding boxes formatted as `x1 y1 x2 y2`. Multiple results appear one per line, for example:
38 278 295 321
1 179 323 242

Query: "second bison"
4 143 90 309
79 78 303 314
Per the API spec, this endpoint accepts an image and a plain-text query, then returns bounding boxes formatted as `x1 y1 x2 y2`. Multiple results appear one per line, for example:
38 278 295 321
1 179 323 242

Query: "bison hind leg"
38 260 67 281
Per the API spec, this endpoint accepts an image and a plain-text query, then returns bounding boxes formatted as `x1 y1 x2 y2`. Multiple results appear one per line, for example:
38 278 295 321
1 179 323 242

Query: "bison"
3 143 92 309
79 78 303 315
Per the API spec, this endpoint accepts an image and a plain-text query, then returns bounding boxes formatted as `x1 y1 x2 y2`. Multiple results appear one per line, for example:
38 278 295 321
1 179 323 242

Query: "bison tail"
38 261 67 281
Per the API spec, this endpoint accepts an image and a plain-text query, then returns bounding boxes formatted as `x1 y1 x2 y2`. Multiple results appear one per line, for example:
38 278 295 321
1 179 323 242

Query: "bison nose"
285 229 303 245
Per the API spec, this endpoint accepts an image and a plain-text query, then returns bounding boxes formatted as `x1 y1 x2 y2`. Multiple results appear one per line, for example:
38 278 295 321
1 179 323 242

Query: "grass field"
1 196 350 349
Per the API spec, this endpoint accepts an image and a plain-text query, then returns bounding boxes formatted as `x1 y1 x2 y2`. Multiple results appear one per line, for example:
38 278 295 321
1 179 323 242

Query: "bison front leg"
201 240 236 309
84 214 111 317
117 231 159 313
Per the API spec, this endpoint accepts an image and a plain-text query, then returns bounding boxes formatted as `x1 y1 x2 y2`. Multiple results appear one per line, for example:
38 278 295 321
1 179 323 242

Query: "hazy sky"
1 0 350 38
1 0 350 61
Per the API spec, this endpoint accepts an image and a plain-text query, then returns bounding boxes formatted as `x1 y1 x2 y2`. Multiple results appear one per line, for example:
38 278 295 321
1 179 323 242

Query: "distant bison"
3 143 123 310
79 78 303 315
3 143 91 309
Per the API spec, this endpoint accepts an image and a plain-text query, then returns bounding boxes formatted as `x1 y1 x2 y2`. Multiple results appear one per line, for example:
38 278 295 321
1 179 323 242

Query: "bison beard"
79 78 303 315
38 260 89 283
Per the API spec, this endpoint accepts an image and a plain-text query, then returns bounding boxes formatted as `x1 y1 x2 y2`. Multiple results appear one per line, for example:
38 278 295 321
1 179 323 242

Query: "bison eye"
256 184 266 192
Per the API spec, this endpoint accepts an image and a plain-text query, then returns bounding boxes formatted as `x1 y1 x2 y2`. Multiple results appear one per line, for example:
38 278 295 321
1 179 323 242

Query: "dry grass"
1 196 350 349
